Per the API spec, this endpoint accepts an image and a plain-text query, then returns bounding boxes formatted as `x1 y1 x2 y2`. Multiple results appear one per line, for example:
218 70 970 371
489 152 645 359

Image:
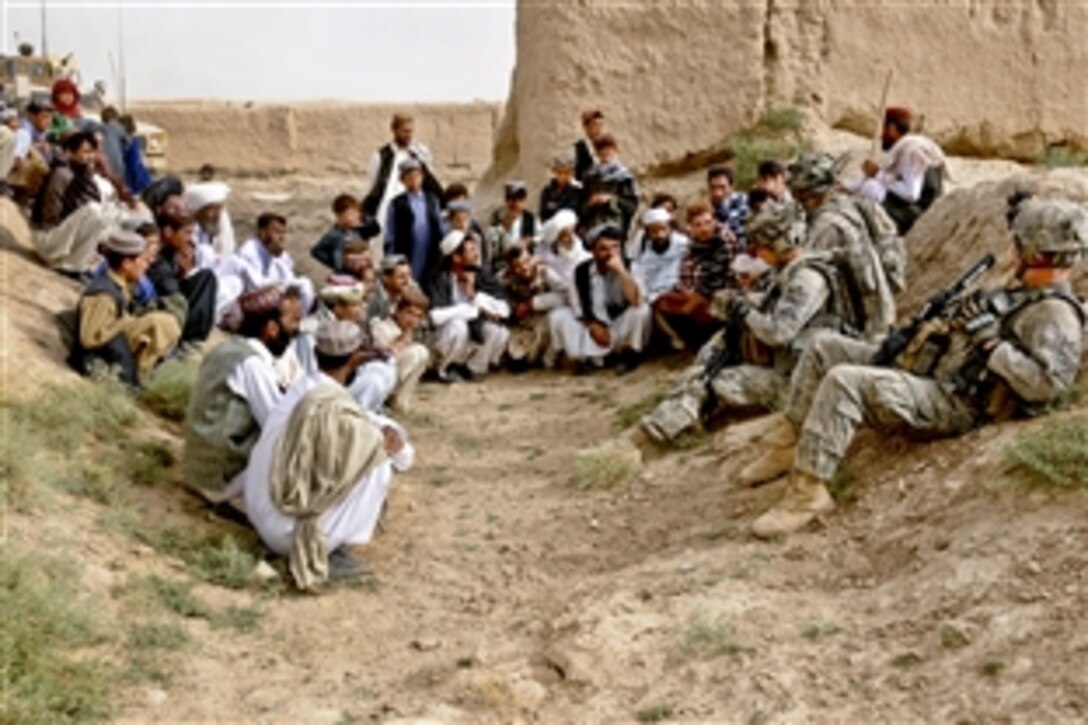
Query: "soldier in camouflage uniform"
640 200 858 444
788 152 905 340
751 196 1088 539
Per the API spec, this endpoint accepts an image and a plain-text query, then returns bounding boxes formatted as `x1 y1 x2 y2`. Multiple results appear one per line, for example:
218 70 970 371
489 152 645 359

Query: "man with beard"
184 285 302 504
633 207 690 350
550 224 651 375
185 180 237 270
32 130 121 277
242 319 415 589
848 107 948 234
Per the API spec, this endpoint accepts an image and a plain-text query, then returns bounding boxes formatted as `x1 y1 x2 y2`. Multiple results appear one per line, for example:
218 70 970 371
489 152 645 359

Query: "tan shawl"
270 383 387 591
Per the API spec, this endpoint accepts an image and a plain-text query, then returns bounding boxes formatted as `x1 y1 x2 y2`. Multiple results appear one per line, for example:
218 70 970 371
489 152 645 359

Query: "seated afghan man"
749 195 1087 539
243 319 414 590
32 129 121 277
370 288 432 413
549 224 651 376
640 200 863 446
148 212 218 345
310 193 383 274
428 229 510 383
847 106 948 235
184 285 302 503
708 165 750 247
485 181 538 277
67 229 181 388
536 209 589 289
539 152 584 224
501 244 570 370
224 212 316 314
184 180 238 268
652 201 738 349
632 207 690 351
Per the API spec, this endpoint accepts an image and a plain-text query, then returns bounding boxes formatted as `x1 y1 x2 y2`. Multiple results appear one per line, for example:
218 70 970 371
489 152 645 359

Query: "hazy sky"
1 0 517 102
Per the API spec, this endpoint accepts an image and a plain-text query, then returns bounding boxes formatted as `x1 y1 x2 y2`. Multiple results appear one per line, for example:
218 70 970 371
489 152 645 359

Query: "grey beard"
199 220 220 238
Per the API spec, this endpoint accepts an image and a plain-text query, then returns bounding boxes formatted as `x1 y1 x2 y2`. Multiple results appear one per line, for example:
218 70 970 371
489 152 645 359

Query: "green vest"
183 336 262 494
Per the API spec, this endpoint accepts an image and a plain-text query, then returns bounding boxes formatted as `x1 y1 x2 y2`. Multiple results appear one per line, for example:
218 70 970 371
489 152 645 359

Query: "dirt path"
99 363 1088 724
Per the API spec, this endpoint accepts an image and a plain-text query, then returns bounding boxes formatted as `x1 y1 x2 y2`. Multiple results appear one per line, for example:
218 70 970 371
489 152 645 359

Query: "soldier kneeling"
640 200 879 453
752 195 1087 538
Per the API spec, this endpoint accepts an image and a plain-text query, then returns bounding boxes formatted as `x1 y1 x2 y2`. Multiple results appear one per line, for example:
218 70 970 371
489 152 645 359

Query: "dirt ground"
3 167 1088 724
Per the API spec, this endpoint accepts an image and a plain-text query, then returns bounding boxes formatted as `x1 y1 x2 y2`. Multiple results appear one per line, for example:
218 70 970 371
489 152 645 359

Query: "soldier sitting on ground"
751 194 1087 539
640 200 876 453
788 151 906 341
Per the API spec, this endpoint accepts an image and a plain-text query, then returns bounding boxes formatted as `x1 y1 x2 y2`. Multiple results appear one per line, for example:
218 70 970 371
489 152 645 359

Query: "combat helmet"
1007 192 1088 267
746 199 806 254
787 152 841 196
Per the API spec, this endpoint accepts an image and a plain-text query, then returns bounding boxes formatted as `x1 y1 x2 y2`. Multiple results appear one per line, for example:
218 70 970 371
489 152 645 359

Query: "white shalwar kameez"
243 373 414 557
222 237 316 313
430 287 510 375
847 134 947 205
549 264 652 361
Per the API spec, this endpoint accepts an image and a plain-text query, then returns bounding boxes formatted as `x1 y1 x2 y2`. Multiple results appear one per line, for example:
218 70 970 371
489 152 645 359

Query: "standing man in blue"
384 158 444 287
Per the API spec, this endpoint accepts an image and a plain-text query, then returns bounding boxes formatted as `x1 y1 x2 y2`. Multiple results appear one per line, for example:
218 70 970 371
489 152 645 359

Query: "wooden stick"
869 69 895 162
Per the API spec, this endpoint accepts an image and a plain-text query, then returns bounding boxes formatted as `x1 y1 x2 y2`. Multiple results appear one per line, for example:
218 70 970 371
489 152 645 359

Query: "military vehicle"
0 49 169 172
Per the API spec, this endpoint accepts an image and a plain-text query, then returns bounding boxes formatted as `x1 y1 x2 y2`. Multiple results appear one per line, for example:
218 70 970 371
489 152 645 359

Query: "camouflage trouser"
785 331 880 426
641 331 784 441
794 360 977 482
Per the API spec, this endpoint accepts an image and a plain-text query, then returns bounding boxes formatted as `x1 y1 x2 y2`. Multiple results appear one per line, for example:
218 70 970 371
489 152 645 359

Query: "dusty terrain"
3 150 1088 723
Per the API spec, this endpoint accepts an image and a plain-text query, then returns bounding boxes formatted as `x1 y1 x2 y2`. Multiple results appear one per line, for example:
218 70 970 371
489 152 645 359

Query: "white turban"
541 209 578 246
185 181 231 212
642 207 671 227
730 253 771 277
440 229 466 257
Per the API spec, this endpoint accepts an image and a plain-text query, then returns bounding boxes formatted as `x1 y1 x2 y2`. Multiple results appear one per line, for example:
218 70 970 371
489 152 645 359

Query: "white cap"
184 181 230 212
642 207 671 227
440 229 466 257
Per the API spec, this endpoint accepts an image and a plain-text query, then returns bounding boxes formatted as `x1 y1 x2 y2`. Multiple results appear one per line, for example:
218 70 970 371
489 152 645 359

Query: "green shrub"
1036 145 1087 170
1006 415 1088 490
681 616 741 657
0 548 111 723
140 359 198 422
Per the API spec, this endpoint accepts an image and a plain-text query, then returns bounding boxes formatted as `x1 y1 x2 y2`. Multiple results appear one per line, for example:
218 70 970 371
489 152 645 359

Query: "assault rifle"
871 253 996 366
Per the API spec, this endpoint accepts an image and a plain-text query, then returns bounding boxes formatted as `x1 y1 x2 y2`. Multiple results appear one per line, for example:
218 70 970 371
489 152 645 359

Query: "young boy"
311 193 382 273
371 289 432 412
150 213 219 344
68 230 182 387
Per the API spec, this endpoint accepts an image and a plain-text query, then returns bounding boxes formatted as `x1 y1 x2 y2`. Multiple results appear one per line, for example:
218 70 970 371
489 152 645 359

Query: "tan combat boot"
737 414 797 487
751 470 835 539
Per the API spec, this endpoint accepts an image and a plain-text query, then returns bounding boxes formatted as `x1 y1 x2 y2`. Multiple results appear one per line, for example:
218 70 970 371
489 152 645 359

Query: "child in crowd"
311 193 382 274
68 230 181 387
